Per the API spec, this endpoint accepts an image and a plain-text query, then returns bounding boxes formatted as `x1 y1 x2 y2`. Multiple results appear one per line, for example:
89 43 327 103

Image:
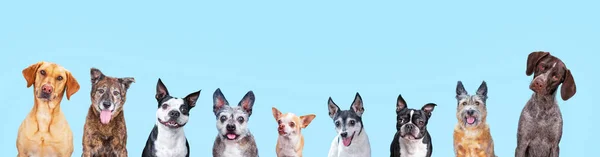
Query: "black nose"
169 110 180 118
406 124 413 130
467 110 474 115
226 124 236 131
102 102 111 108
340 132 348 138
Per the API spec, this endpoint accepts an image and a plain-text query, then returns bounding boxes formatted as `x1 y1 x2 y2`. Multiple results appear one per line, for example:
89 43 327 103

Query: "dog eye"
98 89 105 94
161 104 168 109
461 102 467 106
220 115 227 122
475 102 480 106
237 117 245 123
57 76 63 81
538 65 545 71
278 120 282 124
113 91 120 95
335 121 340 127
40 70 46 76
289 122 295 128
419 121 424 125
349 120 356 126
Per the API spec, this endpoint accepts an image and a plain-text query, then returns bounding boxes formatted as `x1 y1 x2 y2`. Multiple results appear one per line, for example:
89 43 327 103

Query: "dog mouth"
99 109 114 124
224 132 240 140
159 118 185 128
401 134 419 140
341 132 355 147
465 116 477 125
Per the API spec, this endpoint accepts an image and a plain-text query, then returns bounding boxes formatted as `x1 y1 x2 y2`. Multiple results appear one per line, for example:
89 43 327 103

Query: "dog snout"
278 124 285 131
42 84 53 94
169 110 180 118
467 110 475 116
226 124 236 132
102 101 111 109
340 132 348 138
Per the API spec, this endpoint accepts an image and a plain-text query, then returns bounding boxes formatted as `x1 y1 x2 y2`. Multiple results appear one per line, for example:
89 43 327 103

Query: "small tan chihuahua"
272 107 316 157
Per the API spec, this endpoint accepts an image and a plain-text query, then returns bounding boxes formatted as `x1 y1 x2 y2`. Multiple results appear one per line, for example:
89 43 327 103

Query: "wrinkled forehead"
216 106 247 117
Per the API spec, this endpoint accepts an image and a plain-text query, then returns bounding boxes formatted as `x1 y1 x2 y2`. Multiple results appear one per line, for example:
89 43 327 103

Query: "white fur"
276 114 301 157
157 98 189 125
328 128 371 157
399 137 428 157
221 140 242 157
154 124 188 157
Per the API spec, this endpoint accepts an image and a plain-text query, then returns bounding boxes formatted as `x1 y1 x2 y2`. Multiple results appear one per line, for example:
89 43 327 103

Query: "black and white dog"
327 93 371 157
390 94 436 157
212 88 259 157
142 79 200 157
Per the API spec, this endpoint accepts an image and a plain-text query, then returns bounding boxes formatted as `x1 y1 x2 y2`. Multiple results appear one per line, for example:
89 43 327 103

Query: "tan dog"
82 68 134 157
17 61 80 157
453 81 496 157
272 107 316 157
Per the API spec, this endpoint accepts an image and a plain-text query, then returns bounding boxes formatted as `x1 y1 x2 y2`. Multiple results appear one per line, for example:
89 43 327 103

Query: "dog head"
155 79 200 129
456 81 488 129
327 92 365 147
395 94 436 141
23 61 80 107
90 68 135 124
213 88 255 141
272 107 316 137
526 51 576 100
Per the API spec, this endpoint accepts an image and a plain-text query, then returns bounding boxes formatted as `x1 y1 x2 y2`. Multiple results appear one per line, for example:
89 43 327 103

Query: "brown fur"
17 61 80 157
82 68 134 157
272 107 316 157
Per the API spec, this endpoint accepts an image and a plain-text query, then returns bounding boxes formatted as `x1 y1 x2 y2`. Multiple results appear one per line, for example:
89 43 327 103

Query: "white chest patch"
154 125 188 157
222 143 242 157
277 135 299 157
399 138 428 157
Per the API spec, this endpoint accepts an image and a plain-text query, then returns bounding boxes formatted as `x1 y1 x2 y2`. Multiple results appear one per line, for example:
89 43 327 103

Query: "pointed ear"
396 94 407 113
421 103 437 118
213 88 229 114
476 81 488 100
23 62 43 88
185 90 201 108
272 107 282 121
327 97 340 119
238 91 256 116
350 92 365 117
118 77 135 90
156 79 169 101
456 81 468 99
300 114 316 128
560 69 576 101
526 51 549 76
90 68 105 85
65 71 80 100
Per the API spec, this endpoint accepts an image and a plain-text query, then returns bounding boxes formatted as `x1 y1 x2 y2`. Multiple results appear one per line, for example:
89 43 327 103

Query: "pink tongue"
467 117 475 124
227 134 237 140
342 137 352 146
100 110 112 124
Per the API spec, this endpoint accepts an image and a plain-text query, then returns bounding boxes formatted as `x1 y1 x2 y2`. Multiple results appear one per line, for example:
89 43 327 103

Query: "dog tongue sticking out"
466 117 475 124
100 110 112 124
342 136 352 146
226 133 237 140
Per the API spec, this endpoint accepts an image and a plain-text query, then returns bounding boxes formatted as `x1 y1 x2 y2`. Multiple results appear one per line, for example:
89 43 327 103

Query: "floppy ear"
156 79 169 101
90 68 105 85
272 107 282 121
238 91 256 116
456 81 468 99
350 92 365 117
560 69 576 101
300 114 316 128
23 62 43 88
421 103 437 118
476 81 488 100
185 90 201 109
213 88 229 115
118 77 135 90
65 71 80 100
396 94 407 113
526 51 549 76
327 97 340 119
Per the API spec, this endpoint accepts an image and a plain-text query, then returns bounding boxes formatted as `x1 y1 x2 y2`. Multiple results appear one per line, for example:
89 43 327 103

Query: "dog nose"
467 110 474 115
169 110 180 118
102 101 111 108
42 84 53 94
340 132 348 138
278 124 284 130
226 124 236 131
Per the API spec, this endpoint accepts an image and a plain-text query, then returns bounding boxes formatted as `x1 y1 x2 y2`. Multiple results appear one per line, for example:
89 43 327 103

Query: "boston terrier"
142 79 200 157
390 94 436 157
327 93 371 157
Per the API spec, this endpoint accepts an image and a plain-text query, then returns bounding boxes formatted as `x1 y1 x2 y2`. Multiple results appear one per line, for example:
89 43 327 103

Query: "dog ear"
156 78 169 101
272 107 282 121
476 81 488 100
213 88 229 114
185 90 201 109
327 97 340 119
421 103 437 118
560 69 576 101
526 51 549 76
300 114 316 128
65 71 80 100
456 81 468 99
90 68 105 85
238 91 256 116
396 94 407 113
350 92 365 117
118 77 135 90
22 62 43 88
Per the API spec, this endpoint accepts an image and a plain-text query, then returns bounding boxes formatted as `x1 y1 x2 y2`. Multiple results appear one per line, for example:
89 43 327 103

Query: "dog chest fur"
277 135 300 157
154 125 188 157
399 138 428 157
328 130 371 157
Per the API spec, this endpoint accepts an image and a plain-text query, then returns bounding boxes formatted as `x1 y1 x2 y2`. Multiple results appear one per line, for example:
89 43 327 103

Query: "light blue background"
0 0 597 156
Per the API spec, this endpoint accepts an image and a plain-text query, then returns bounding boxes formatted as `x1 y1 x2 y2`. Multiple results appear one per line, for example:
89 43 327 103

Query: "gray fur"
212 88 259 157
